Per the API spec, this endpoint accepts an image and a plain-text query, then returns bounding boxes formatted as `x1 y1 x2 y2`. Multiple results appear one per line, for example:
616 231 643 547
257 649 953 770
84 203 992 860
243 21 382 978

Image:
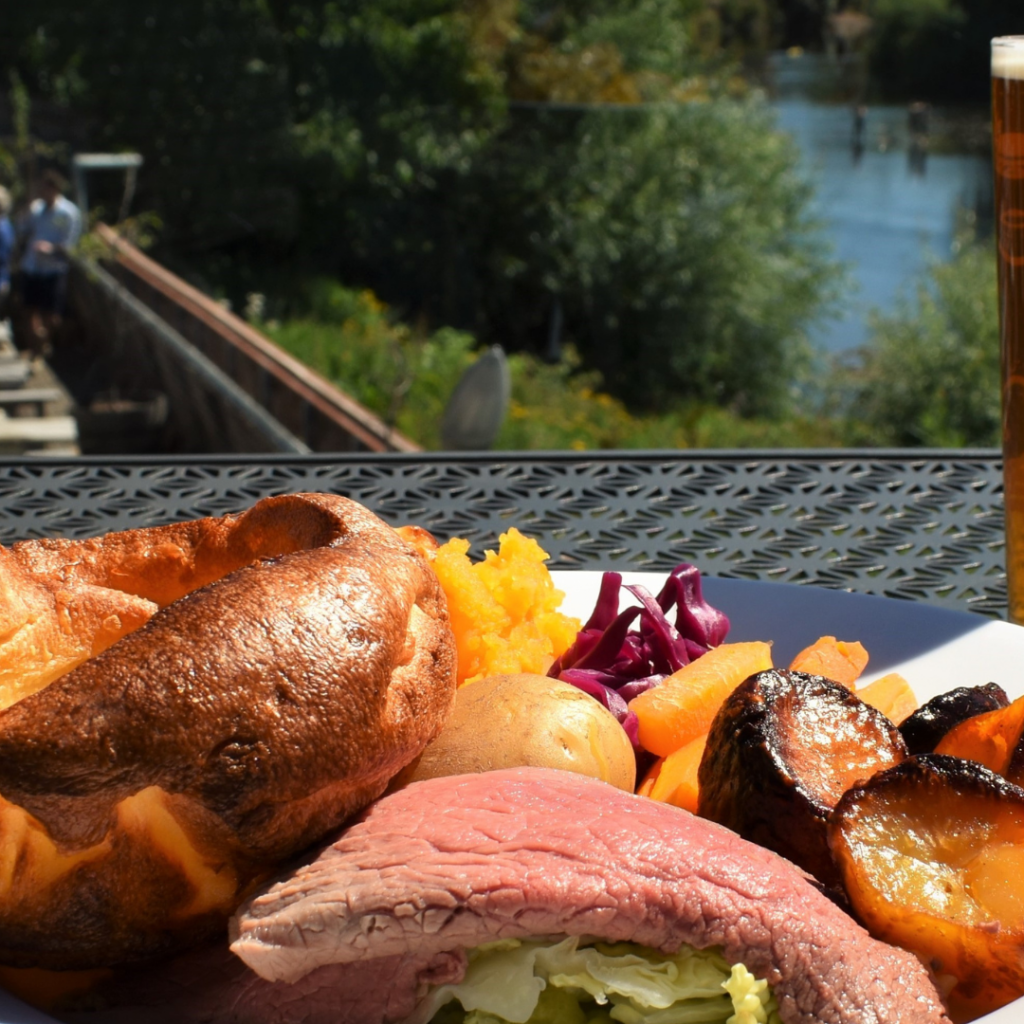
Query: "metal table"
0 449 1006 618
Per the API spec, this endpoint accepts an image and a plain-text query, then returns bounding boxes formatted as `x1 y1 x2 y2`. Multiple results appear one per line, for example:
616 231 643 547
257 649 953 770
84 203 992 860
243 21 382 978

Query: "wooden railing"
69 259 308 454
92 224 419 454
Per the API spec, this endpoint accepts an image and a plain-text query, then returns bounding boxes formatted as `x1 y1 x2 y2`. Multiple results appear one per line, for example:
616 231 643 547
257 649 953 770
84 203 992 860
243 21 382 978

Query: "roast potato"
698 669 906 887
830 754 1024 1020
900 682 1010 755
390 673 636 792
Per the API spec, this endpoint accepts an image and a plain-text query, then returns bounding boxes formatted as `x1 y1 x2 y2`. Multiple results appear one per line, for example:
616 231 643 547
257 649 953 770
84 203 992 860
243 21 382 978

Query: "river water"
768 53 992 353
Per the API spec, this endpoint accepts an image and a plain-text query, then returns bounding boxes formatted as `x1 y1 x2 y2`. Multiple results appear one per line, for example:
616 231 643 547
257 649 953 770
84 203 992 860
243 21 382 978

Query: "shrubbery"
3 0 839 422
265 233 1000 452
828 240 999 448
262 280 843 451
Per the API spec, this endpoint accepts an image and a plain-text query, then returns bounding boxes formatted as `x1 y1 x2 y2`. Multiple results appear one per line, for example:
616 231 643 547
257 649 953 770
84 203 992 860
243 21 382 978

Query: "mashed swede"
431 529 580 686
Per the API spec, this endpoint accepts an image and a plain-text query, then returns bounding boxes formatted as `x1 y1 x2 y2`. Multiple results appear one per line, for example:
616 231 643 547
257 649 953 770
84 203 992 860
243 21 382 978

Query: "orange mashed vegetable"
430 529 580 686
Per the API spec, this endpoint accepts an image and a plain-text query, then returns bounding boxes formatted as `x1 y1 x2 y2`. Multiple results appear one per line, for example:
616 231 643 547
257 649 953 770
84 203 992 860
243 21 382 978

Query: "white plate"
0 574 1020 1024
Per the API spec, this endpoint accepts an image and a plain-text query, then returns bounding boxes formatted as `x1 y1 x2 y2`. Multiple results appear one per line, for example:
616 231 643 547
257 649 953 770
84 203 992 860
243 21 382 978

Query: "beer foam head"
994 37 1024 80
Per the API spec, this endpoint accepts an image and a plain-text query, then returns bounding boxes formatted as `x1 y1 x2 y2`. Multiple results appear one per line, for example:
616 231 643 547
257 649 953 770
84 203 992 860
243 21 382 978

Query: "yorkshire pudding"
0 493 456 969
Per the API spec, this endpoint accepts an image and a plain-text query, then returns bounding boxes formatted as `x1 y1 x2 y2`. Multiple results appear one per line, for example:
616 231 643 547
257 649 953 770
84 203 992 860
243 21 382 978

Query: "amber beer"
994 38 1024 623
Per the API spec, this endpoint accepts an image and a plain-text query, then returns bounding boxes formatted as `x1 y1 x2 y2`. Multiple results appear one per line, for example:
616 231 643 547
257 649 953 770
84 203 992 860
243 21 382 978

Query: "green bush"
264 281 477 449
498 359 843 449
475 97 838 418
264 279 843 451
828 241 999 448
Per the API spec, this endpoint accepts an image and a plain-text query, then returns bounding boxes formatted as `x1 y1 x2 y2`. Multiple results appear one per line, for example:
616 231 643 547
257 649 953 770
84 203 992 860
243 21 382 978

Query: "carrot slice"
630 641 773 758
789 636 869 687
647 734 707 813
935 694 1024 777
857 672 918 725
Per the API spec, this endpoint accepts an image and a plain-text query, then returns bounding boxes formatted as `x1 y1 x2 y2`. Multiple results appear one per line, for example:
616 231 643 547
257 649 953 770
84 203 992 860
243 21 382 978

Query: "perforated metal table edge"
0 449 1007 618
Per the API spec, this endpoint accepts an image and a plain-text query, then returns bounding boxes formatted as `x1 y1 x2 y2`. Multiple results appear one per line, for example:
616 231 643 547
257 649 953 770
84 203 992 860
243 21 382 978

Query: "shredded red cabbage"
548 564 729 749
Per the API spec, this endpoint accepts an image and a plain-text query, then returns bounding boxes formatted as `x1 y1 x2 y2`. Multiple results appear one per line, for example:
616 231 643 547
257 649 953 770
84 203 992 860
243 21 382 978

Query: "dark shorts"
21 272 66 314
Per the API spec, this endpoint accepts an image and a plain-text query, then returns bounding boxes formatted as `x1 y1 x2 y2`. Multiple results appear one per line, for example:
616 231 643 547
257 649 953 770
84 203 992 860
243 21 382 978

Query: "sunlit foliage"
829 241 999 447
4 0 838 420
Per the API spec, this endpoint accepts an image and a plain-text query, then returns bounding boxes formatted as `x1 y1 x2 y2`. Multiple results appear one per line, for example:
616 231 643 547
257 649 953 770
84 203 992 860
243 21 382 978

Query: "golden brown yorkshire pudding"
0 493 456 970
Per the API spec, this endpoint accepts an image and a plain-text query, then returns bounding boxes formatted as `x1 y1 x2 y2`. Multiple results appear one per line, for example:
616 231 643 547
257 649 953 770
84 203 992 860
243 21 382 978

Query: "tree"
1 0 296 252
4 0 839 417
865 0 1024 103
263 0 506 253
768 0 831 50
472 99 836 414
831 241 999 447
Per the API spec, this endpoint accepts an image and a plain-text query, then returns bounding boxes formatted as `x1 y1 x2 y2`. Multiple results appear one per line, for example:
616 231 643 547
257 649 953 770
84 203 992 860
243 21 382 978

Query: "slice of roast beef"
229 767 949 1024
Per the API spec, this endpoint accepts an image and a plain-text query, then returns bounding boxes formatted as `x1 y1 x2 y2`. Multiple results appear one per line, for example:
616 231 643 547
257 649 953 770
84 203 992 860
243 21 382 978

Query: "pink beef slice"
231 766 950 1024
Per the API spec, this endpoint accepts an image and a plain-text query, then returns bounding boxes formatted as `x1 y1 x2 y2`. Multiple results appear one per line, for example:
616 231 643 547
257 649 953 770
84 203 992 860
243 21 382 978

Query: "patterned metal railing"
0 450 1005 617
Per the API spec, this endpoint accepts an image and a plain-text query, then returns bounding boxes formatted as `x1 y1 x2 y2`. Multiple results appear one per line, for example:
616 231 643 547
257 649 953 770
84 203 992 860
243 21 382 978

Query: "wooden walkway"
0 323 78 455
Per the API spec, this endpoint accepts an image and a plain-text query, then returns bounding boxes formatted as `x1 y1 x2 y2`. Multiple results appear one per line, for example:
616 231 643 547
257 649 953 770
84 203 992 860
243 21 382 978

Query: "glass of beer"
994 37 1024 623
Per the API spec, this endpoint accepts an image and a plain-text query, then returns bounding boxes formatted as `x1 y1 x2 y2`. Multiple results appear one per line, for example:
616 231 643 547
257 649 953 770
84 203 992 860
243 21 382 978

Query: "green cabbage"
406 936 782 1024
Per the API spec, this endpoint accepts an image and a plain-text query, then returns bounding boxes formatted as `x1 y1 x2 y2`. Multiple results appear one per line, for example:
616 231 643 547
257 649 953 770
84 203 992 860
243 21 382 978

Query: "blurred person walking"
0 187 14 315
19 170 81 356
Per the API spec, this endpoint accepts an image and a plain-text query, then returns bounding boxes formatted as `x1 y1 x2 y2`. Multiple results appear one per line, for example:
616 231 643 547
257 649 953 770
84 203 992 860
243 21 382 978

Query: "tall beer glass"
994 38 1024 623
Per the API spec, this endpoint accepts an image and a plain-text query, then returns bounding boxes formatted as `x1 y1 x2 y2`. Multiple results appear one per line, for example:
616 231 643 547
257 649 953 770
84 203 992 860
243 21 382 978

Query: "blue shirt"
21 195 82 275
0 217 13 289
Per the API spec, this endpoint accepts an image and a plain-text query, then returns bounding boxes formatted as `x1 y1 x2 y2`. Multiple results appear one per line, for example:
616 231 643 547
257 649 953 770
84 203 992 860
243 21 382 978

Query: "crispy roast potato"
698 668 906 887
830 754 1024 1021
900 683 1010 756
0 493 456 969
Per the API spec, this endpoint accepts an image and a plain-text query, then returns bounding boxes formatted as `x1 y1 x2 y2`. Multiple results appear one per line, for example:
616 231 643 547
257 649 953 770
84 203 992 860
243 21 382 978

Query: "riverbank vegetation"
0 0 1007 451
763 1 1023 105
861 0 1018 105
830 238 999 448
259 281 844 450
260 234 1000 452
2 0 839 421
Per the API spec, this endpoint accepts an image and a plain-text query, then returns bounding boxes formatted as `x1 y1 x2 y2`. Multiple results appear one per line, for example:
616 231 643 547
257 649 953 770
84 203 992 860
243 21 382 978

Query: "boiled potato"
391 674 636 792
